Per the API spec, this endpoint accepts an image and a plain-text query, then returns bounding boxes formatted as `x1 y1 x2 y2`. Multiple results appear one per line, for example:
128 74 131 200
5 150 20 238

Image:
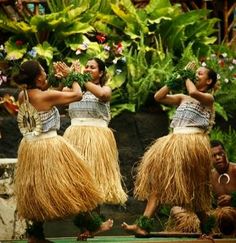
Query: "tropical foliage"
201 45 236 120
1 0 235 119
210 127 236 162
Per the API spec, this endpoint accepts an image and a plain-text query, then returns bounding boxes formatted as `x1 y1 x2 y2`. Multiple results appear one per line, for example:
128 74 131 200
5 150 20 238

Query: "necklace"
217 162 230 184
218 173 230 184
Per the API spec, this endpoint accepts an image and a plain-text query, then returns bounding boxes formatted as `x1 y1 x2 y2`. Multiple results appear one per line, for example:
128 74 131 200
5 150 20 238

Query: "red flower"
15 40 24 46
218 59 224 68
115 42 123 55
96 34 106 43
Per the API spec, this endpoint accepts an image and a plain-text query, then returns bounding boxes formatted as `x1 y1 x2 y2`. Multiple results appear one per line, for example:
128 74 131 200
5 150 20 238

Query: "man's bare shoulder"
229 162 236 175
211 168 218 178
229 162 236 167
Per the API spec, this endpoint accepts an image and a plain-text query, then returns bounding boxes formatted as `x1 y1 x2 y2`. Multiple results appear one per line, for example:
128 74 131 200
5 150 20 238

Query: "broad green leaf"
93 13 125 31
214 102 228 121
65 35 88 50
5 38 28 60
0 20 34 34
148 6 180 22
60 23 94 36
34 42 56 65
107 65 126 89
146 0 172 11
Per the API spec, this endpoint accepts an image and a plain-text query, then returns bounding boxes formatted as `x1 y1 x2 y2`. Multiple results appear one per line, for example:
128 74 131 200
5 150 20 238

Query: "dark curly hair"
210 140 225 149
206 67 217 90
13 60 41 88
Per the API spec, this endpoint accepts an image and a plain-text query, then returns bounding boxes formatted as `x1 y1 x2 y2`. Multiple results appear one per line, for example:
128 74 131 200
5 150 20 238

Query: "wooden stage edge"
2 234 236 243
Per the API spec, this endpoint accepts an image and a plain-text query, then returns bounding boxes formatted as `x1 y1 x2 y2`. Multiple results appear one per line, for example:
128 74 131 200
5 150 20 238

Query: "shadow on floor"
44 197 147 238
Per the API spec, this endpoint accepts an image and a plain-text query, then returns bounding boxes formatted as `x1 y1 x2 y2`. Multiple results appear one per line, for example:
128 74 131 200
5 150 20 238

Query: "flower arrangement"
201 52 236 85
203 50 236 118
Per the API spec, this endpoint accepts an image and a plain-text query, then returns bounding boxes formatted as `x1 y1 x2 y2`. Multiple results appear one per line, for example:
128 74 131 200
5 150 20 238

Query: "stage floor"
4 235 236 243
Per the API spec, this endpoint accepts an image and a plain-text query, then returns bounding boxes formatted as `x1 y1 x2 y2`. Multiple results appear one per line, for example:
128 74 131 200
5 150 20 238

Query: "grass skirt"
212 207 236 235
64 125 127 205
134 133 212 212
165 206 200 233
15 135 103 221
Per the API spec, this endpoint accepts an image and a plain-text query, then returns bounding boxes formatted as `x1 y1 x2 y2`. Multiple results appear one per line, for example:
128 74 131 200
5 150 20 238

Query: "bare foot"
77 219 113 241
94 219 113 235
199 234 215 243
121 222 148 235
77 230 92 241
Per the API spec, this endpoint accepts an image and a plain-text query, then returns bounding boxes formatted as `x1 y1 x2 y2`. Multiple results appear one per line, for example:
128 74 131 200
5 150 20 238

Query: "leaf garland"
165 69 196 92
62 71 91 88
73 212 104 232
48 71 91 88
135 215 155 233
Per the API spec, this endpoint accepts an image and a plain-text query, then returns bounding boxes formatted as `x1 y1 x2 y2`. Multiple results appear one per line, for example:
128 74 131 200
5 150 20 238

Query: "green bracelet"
165 72 183 91
62 72 91 88
179 69 196 83
135 215 155 233
165 69 196 92
73 212 104 232
231 191 236 207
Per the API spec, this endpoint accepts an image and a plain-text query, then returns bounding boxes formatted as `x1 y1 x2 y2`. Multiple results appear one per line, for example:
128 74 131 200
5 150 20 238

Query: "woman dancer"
14 60 102 242
57 58 127 239
122 65 217 236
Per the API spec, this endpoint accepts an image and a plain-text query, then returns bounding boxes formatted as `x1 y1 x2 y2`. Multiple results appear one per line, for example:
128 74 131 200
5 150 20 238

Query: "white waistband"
71 118 108 128
24 130 57 140
173 127 204 134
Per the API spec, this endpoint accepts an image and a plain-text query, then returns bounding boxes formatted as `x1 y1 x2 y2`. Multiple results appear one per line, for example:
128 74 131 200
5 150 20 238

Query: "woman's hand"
184 61 197 71
71 61 81 73
53 62 71 79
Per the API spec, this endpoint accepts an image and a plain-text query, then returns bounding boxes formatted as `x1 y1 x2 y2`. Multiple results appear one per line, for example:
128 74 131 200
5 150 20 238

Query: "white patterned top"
39 106 60 132
68 91 111 125
170 101 212 132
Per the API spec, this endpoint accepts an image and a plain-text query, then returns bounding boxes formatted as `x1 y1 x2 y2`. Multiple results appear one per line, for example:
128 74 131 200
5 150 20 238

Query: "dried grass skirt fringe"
134 133 212 212
15 135 103 221
165 207 200 233
212 207 236 234
64 125 127 205
164 207 236 234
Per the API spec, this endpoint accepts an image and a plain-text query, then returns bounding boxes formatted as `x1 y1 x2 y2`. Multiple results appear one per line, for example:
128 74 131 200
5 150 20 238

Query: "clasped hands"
184 61 197 71
53 61 81 79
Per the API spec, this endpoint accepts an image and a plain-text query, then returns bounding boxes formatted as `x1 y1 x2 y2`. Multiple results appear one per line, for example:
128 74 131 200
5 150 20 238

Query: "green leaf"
214 102 228 121
107 66 126 89
5 38 28 60
0 19 34 34
60 22 94 36
111 103 135 118
146 0 172 10
34 42 56 66
210 127 236 162
92 13 125 32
